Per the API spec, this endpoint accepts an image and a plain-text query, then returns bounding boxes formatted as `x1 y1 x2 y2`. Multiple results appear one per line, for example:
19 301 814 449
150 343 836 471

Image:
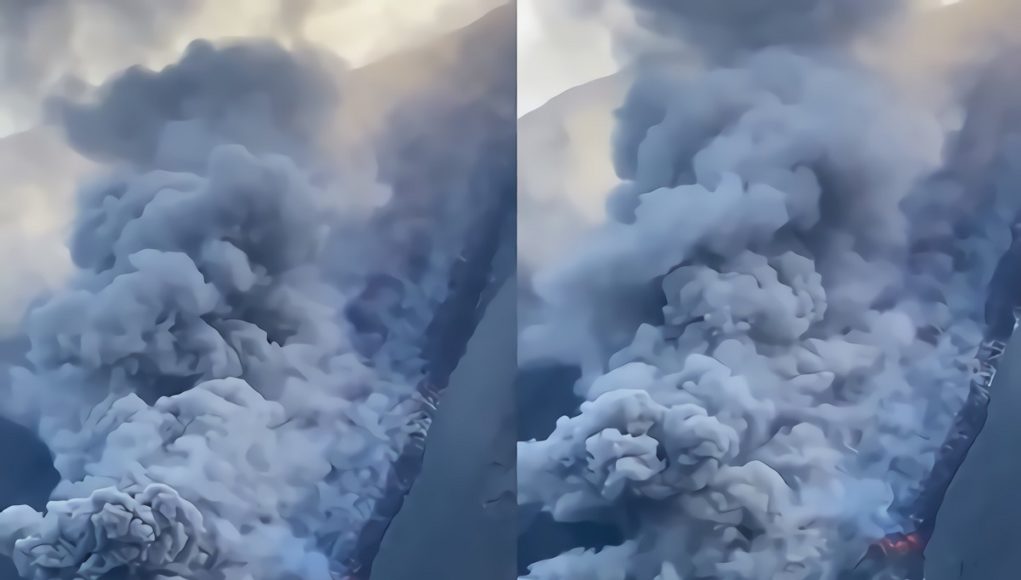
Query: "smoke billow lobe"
56 38 345 170
625 0 903 59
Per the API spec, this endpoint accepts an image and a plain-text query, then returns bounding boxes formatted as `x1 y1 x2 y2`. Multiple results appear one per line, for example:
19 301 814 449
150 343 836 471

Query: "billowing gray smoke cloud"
518 2 1021 579
57 39 343 169
0 4 513 577
624 0 903 59
0 43 395 580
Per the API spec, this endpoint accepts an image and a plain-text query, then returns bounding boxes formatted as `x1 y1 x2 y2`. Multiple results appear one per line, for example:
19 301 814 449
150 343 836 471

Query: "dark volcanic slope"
925 330 1021 580
371 277 515 580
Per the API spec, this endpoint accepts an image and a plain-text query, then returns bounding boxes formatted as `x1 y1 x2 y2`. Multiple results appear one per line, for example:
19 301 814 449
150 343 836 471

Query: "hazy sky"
516 0 619 117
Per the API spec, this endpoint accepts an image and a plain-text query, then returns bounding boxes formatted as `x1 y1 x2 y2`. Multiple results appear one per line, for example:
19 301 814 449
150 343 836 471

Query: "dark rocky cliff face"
925 330 1021 580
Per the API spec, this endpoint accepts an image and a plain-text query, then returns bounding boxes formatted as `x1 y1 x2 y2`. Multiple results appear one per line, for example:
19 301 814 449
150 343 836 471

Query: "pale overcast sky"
516 0 620 117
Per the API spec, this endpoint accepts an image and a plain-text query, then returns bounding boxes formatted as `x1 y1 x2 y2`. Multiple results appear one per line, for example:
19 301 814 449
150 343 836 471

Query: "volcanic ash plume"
624 0 902 56
518 4 1021 578
0 35 479 580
